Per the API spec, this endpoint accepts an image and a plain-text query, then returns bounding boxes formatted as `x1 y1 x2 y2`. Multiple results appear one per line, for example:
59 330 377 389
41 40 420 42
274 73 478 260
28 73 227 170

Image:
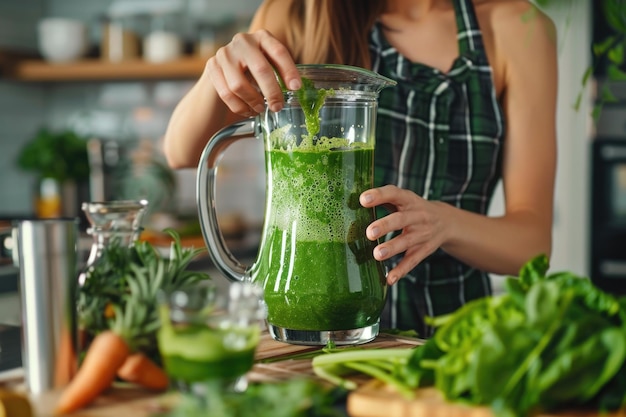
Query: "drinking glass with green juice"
157 281 266 394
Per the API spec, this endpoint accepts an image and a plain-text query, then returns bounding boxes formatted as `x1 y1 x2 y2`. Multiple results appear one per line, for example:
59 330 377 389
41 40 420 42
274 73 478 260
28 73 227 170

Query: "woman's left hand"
360 185 450 285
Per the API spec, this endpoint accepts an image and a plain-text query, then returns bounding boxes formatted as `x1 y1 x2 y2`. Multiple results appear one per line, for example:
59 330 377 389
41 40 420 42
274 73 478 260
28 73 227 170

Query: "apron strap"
453 0 485 54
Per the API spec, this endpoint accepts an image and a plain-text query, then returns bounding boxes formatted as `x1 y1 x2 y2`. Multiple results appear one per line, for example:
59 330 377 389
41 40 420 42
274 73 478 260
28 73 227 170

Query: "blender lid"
291 64 397 93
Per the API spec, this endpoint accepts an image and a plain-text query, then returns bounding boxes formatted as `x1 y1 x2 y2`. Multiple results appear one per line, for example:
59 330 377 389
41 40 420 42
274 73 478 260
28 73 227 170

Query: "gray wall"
0 83 46 215
0 0 43 52
0 0 45 215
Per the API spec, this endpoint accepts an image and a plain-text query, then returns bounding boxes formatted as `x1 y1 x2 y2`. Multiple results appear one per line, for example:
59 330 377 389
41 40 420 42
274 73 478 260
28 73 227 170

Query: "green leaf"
593 36 617 57
470 323 536 407
607 43 625 65
164 379 347 417
581 66 594 87
517 254 550 289
524 281 560 327
607 64 626 81
402 339 443 388
603 0 626 33
601 84 620 103
592 103 604 122
592 361 626 411
538 327 626 406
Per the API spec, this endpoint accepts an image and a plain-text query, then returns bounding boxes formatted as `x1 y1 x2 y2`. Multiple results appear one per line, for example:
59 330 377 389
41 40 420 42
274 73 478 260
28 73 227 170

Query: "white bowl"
38 18 88 63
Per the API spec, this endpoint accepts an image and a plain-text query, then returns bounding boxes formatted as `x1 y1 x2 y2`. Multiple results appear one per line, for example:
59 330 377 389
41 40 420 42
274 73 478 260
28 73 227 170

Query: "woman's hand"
360 185 450 285
206 29 302 117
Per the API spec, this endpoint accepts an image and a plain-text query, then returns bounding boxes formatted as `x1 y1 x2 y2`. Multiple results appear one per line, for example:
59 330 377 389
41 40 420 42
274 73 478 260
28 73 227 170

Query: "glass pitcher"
76 200 148 362
197 64 396 345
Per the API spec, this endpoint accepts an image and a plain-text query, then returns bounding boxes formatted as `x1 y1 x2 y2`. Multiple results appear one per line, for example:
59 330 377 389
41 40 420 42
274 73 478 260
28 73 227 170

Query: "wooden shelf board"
8 57 206 81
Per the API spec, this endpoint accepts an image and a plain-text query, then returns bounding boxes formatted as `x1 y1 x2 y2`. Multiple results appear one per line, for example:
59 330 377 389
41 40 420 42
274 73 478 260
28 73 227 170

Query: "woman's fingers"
256 30 301 107
376 223 440 285
371 212 436 258
385 248 432 285
207 58 257 116
361 185 419 241
210 34 268 114
207 30 300 116
360 185 447 285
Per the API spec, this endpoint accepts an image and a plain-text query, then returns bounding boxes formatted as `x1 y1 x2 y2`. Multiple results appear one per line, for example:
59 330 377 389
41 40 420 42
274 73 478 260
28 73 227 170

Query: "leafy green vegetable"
157 379 347 417
312 254 626 417
313 349 416 397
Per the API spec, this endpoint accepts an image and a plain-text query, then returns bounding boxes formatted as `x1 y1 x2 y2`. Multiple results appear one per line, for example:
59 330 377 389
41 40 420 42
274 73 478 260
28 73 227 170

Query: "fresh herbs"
312 254 626 417
158 379 348 417
77 229 210 356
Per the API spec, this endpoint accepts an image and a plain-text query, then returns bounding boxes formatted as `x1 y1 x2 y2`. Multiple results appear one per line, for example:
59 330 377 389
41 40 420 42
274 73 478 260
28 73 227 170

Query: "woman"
163 0 558 336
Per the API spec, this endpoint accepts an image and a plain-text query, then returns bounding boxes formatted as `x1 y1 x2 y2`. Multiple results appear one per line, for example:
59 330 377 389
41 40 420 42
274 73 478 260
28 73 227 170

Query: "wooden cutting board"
30 387 175 417
347 379 626 417
249 331 423 384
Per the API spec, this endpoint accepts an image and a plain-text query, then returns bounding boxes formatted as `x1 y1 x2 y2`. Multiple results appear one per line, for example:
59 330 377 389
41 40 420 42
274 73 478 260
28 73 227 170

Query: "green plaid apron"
370 0 505 337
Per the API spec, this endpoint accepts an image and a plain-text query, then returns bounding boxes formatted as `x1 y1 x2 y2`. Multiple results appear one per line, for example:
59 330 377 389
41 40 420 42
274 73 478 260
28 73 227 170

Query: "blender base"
268 322 379 346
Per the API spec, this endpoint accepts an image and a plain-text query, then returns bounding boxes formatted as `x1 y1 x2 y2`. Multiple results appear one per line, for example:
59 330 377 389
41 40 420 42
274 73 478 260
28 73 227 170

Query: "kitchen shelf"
6 57 206 82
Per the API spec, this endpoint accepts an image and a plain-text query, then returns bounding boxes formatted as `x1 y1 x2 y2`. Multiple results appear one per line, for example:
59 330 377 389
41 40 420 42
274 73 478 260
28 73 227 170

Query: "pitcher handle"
196 118 259 282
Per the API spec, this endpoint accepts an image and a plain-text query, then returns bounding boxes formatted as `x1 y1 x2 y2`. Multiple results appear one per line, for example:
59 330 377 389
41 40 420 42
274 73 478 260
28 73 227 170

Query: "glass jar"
76 200 148 362
101 13 140 62
194 22 217 58
143 12 183 63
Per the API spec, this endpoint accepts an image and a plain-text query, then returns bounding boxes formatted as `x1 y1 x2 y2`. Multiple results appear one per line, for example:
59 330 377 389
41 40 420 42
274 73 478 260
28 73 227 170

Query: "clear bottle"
101 13 140 62
143 11 183 63
76 200 148 362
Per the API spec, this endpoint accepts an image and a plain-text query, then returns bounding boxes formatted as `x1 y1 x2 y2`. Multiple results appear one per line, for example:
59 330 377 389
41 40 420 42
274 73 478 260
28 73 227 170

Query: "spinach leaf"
416 255 625 416
537 327 626 406
517 253 549 289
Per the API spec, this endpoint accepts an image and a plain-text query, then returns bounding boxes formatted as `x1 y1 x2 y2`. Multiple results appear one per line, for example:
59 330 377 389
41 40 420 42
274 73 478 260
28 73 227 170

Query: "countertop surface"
3 332 422 417
4 331 626 417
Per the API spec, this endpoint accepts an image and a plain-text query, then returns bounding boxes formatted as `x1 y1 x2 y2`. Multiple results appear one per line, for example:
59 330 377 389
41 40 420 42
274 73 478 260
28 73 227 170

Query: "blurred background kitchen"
0 0 267 329
0 0 625 327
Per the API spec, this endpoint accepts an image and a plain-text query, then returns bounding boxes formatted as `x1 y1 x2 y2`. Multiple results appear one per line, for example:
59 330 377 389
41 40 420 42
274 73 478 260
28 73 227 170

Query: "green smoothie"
157 307 260 382
251 141 387 331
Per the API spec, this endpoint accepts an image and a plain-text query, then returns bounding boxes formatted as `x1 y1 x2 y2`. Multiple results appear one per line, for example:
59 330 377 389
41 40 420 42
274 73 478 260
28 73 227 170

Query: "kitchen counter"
4 331 625 417
5 332 422 417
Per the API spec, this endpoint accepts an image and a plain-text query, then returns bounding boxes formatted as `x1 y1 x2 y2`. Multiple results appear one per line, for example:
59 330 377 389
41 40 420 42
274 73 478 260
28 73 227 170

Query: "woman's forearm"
163 70 239 169
437 201 553 276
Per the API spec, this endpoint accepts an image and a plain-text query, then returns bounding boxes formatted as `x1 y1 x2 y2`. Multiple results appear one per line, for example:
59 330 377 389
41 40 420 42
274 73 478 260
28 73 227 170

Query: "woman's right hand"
206 29 302 117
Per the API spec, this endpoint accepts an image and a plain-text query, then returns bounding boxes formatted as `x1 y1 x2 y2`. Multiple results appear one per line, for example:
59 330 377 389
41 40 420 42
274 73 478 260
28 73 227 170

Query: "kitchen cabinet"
4 57 206 82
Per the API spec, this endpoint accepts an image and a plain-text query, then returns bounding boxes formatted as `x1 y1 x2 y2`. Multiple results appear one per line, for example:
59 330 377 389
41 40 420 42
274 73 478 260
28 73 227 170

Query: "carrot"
55 330 130 415
54 325 78 388
117 353 169 391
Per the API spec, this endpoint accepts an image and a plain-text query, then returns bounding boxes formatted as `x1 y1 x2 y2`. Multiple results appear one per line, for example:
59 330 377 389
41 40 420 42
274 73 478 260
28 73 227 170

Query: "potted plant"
589 0 626 115
541 0 626 114
16 128 90 218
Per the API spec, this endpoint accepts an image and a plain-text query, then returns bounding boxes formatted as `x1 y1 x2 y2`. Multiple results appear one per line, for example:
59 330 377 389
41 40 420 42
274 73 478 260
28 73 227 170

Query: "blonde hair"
284 0 385 68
